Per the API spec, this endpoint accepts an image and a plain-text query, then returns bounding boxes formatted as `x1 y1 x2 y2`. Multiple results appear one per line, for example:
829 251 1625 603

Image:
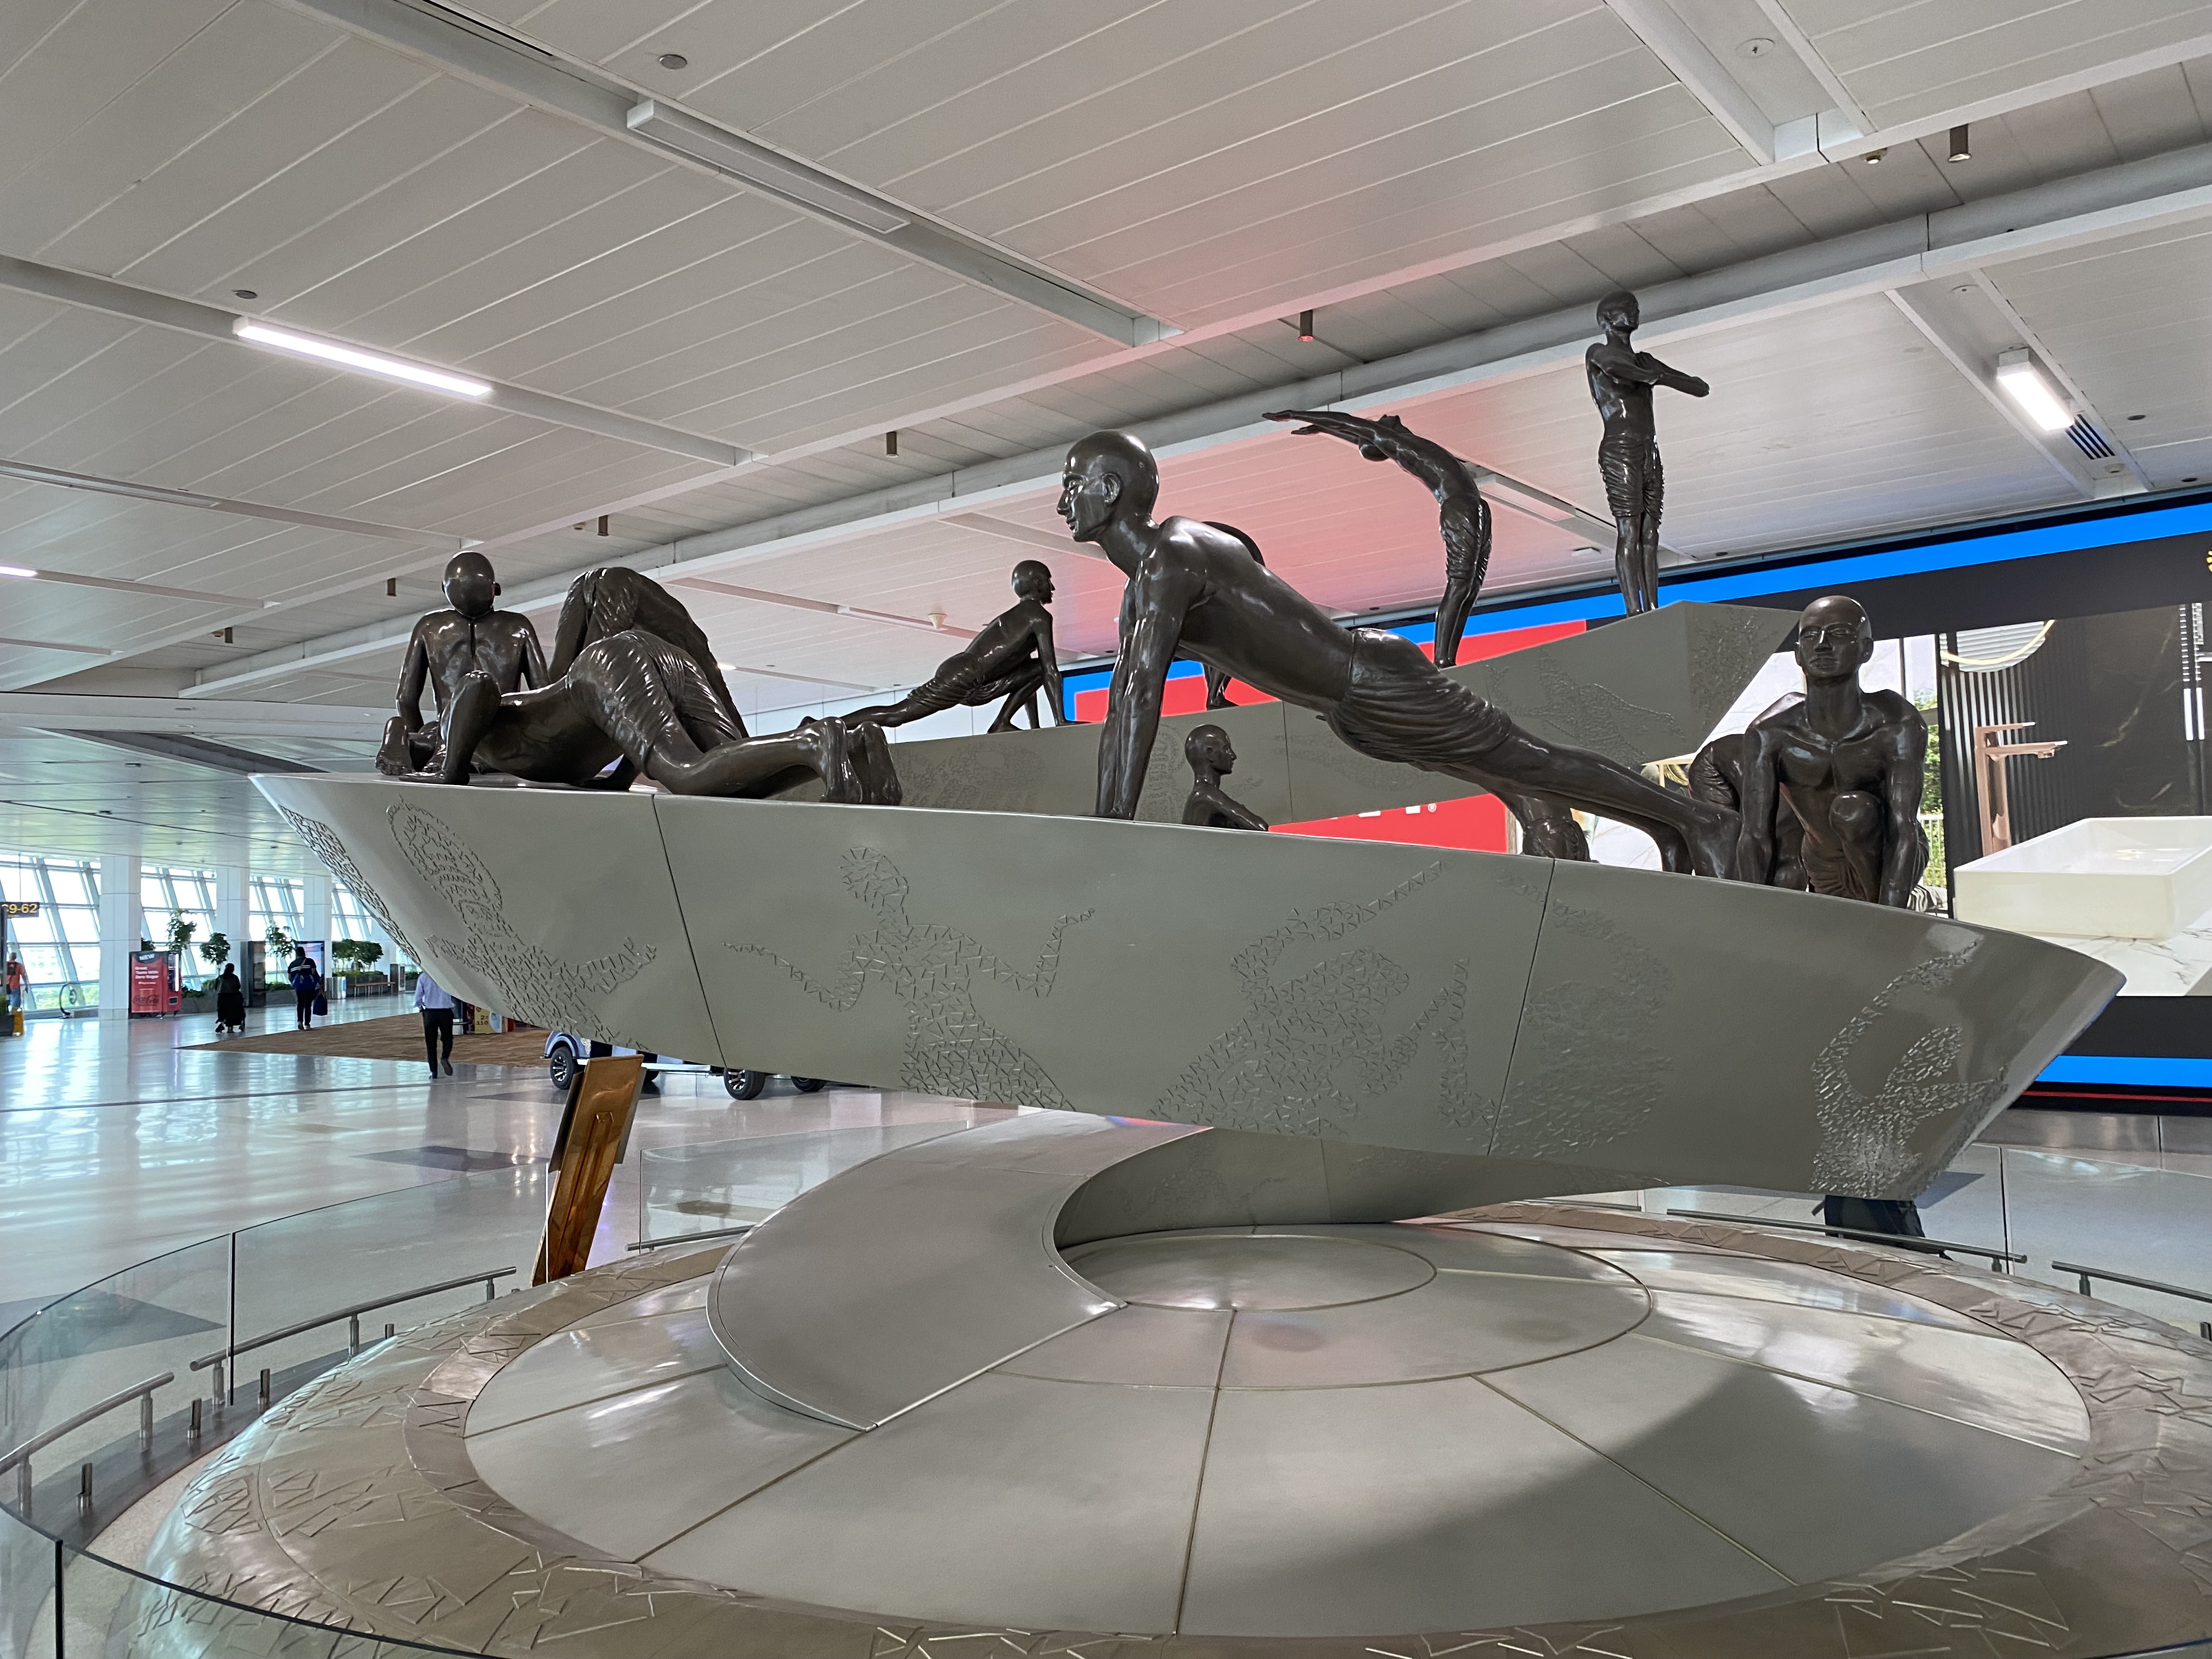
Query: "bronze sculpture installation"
1586 291 1708 615
1181 724 1269 830
551 566 743 733
1199 523 1267 709
848 560 1070 732
1734 597 1927 907
1267 410 1490 667
1060 430 1737 874
377 551 548 777
1689 699 1808 890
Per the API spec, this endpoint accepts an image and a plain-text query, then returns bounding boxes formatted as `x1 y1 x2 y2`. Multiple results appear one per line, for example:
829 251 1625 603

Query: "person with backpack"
286 949 323 1031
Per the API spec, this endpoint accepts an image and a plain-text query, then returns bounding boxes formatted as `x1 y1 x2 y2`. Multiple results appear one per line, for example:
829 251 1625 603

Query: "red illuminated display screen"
1069 619 1584 853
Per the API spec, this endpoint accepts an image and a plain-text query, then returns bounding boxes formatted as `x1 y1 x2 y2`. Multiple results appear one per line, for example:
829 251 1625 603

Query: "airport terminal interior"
16 3 2212 1656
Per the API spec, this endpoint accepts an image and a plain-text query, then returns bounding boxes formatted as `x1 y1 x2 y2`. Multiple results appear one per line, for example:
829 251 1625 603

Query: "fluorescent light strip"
0 565 31 578
232 321 492 399
1995 349 2073 434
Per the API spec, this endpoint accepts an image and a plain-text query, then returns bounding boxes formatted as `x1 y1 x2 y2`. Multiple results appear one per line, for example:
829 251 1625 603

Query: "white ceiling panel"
1781 0 2212 135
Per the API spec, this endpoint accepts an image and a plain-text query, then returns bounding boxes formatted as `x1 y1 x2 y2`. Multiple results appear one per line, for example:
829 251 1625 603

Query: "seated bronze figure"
1182 725 1268 830
377 551 547 777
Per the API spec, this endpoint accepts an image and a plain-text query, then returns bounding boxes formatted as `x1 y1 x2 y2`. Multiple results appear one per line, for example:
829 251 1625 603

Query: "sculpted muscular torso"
377 552 546 777
1735 596 1928 907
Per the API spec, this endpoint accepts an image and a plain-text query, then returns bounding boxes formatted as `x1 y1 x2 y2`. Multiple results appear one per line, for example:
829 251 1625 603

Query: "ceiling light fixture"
231 321 492 398
625 101 909 234
1995 348 2073 433
1864 147 1887 164
0 565 32 578
1297 309 1315 342
657 52 688 70
1948 125 1971 162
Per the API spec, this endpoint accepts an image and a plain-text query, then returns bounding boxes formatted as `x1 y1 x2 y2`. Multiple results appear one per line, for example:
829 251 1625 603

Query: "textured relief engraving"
279 806 419 962
1810 939 2008 1194
1690 605 1792 718
387 802 655 1043
735 847 1088 1109
1160 863 1475 1137
1515 652 1683 757
1492 901 1670 1159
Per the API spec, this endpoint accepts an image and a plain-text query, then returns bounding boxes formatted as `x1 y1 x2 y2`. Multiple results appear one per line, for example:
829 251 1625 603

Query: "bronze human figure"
1182 725 1268 830
400 627 901 803
1735 596 1928 906
1586 291 1707 616
1690 698 1808 891
1267 410 1490 667
377 551 548 777
1059 431 1736 874
848 560 1070 732
1199 524 1265 709
551 566 742 733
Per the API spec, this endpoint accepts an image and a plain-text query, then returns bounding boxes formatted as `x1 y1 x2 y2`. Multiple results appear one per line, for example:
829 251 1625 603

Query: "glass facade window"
331 884 377 947
249 874 302 948
0 852 102 1009
142 865 218 969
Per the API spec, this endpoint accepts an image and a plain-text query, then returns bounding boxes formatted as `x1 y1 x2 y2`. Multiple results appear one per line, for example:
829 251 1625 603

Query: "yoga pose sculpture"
1736 596 1927 906
1268 410 1490 667
378 552 548 777
848 561 1070 732
1586 291 1707 615
1061 431 1736 874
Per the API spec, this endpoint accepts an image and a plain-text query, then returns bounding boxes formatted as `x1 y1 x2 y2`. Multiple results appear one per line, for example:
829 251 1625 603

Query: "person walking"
214 964 245 1035
286 949 322 1031
415 969 455 1079
4 952 25 1018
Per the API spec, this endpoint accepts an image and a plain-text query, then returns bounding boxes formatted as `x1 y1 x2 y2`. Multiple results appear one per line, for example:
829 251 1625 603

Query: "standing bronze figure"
1267 410 1490 667
848 560 1070 732
1060 431 1735 874
1587 291 1707 615
1735 596 1928 907
377 552 548 777
1182 725 1269 830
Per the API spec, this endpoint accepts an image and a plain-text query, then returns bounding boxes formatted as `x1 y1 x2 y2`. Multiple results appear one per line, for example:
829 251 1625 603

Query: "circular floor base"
126 1209 2212 1658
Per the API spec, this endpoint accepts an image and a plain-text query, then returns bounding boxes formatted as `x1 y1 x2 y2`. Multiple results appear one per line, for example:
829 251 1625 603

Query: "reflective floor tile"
644 1370 1215 1633
1178 1374 1786 1636
1066 1231 1434 1310
1222 1271 1650 1389
1638 1289 2090 1453
1596 1250 1986 1328
1487 1334 2078 1583
1267 1223 1637 1280
568 1278 712 1329
998 1302 1231 1386
466 1365 852 1559
465 1306 728 1432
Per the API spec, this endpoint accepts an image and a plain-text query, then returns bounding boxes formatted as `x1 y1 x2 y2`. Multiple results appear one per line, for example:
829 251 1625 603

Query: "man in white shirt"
413 970 456 1079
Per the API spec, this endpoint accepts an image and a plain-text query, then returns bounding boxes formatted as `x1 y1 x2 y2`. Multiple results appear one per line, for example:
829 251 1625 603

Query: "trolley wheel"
726 1069 766 1101
792 1076 828 1093
547 1042 578 1091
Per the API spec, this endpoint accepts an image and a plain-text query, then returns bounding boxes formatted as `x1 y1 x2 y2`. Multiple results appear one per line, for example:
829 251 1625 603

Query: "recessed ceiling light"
657 52 688 70
1994 349 2072 433
1864 148 1887 164
1736 37 1773 57
2129 414 2147 421
233 289 257 300
231 320 492 399
0 566 32 579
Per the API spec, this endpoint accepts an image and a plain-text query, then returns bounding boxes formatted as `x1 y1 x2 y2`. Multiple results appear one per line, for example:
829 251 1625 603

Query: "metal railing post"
347 1313 360 1353
139 1392 153 1451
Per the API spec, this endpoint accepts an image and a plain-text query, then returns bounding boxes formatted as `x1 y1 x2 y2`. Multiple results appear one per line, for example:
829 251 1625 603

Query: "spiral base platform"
126 1139 2212 1658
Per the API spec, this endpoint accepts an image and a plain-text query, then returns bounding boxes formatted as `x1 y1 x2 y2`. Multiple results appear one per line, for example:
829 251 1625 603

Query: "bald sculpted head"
1796 594 1873 682
443 550 497 619
1058 430 1159 543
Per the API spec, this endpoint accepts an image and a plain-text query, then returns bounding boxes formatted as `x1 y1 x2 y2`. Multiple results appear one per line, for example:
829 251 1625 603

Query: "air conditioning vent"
2067 417 2115 459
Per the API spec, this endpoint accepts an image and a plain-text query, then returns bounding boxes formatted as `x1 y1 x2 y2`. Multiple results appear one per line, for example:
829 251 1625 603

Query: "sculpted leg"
435 672 501 785
377 718 437 778
1494 790 1589 860
1472 729 1735 876
1434 575 1477 670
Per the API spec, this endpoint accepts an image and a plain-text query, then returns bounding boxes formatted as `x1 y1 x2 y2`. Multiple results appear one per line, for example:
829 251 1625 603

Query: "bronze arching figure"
1182 724 1269 830
1586 290 1707 616
848 560 1070 732
1735 596 1928 907
1059 430 1736 874
377 551 548 778
1267 410 1491 668
1198 523 1266 710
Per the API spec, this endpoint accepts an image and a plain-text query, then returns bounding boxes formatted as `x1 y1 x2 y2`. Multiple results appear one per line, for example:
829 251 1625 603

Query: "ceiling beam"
180 138 2212 701
0 254 747 467
282 0 1170 347
0 457 472 548
0 692 382 739
1603 0 1786 165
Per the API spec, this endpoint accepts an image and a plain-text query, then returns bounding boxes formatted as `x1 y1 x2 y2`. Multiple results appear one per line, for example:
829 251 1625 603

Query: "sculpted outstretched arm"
1630 351 1709 397
1035 611 1070 726
1097 552 1198 818
731 940 871 1011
